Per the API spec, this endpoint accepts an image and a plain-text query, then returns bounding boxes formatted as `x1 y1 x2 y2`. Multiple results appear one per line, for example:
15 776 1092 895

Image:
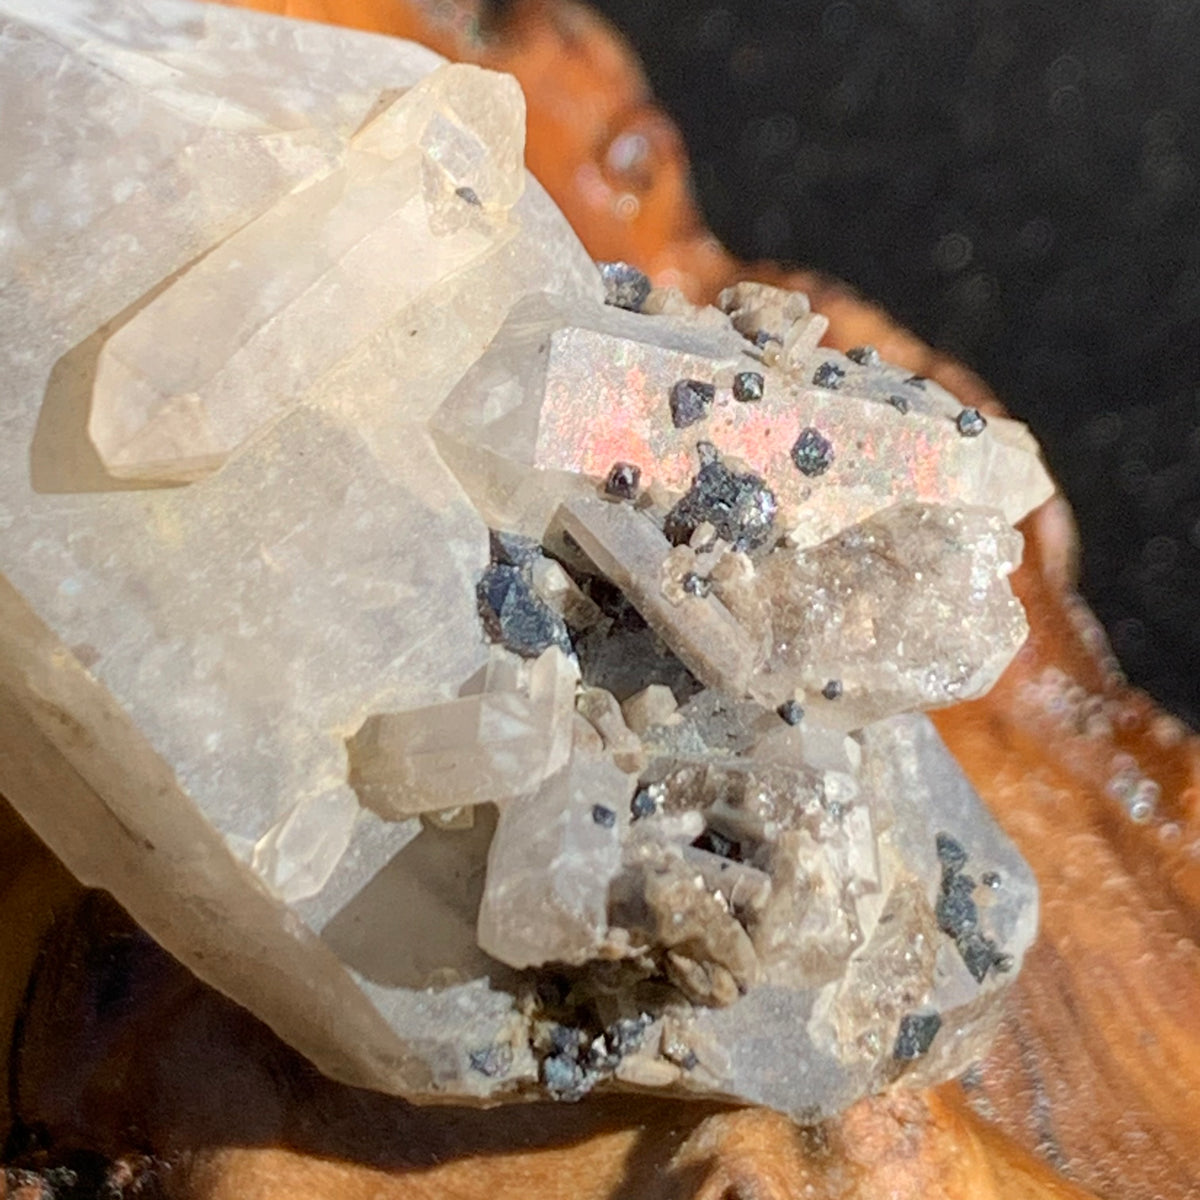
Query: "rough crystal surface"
1 0 1043 1122
0 0 598 1101
433 290 1053 549
716 502 1029 723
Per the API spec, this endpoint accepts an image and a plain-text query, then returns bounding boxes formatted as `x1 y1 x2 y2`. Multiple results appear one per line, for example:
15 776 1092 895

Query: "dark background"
583 0 1200 728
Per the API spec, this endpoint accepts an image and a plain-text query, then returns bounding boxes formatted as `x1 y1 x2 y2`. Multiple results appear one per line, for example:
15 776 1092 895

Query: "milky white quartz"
0 0 601 1099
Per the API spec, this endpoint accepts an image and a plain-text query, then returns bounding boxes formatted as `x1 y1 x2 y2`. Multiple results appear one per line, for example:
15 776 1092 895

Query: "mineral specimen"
0 0 1049 1122
732 370 765 403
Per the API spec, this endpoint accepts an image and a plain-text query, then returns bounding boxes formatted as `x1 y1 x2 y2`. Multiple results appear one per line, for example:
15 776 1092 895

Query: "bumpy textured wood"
2 1 1198 1197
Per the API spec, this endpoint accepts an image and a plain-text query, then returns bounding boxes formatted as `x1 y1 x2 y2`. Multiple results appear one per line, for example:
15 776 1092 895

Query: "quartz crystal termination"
2 0 1045 1122
89 62 526 483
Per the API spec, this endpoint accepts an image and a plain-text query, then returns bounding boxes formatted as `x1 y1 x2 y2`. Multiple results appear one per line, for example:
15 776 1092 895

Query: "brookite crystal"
0 0 1053 1121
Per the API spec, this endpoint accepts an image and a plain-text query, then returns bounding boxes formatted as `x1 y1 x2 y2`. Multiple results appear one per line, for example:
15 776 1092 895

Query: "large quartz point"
89 63 527 483
1 0 1041 1120
432 289 1054 547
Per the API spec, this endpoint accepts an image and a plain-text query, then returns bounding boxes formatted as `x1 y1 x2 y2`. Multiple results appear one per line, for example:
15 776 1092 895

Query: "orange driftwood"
3 1 1199 1198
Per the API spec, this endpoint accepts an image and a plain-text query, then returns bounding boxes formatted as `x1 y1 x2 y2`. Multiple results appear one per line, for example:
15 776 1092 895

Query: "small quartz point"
89 63 527 483
477 715 635 968
577 686 647 774
717 281 830 369
347 646 577 817
621 684 680 734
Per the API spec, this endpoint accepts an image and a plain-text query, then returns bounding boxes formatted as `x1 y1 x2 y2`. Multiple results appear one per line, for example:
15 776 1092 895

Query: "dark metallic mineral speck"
893 1011 942 1061
956 407 988 437
812 361 846 389
791 427 835 477
598 260 652 312
846 345 881 367
488 528 542 568
933 833 1010 982
662 457 778 551
549 1024 586 1056
541 1053 590 1100
607 1016 650 1056
455 185 481 206
669 378 716 428
682 572 712 597
821 679 843 700
477 563 572 659
732 370 765 402
889 393 911 414
592 804 617 828
905 375 927 390
935 832 969 873
936 872 979 938
693 827 738 859
468 1044 513 1077
631 788 657 820
777 699 805 725
982 871 1002 889
957 930 1003 982
603 461 641 500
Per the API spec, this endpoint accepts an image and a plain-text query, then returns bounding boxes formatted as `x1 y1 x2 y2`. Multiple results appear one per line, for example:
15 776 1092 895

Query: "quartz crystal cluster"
0 0 1051 1119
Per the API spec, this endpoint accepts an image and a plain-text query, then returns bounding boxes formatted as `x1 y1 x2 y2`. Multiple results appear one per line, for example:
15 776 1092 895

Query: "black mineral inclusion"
812 361 846 389
591 804 617 828
663 457 778 552
791 427 835 477
669 378 716 428
598 260 652 312
956 407 988 437
934 831 1010 983
603 461 641 500
732 370 765 402
477 563 572 659
846 345 880 367
893 1011 942 1061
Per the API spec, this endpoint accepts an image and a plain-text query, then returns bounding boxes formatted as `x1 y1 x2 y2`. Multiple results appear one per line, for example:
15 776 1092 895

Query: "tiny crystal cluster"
0 0 1053 1122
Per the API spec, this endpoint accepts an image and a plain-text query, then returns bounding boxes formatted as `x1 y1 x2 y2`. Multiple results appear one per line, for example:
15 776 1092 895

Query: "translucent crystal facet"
432 290 1053 548
89 64 527 483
